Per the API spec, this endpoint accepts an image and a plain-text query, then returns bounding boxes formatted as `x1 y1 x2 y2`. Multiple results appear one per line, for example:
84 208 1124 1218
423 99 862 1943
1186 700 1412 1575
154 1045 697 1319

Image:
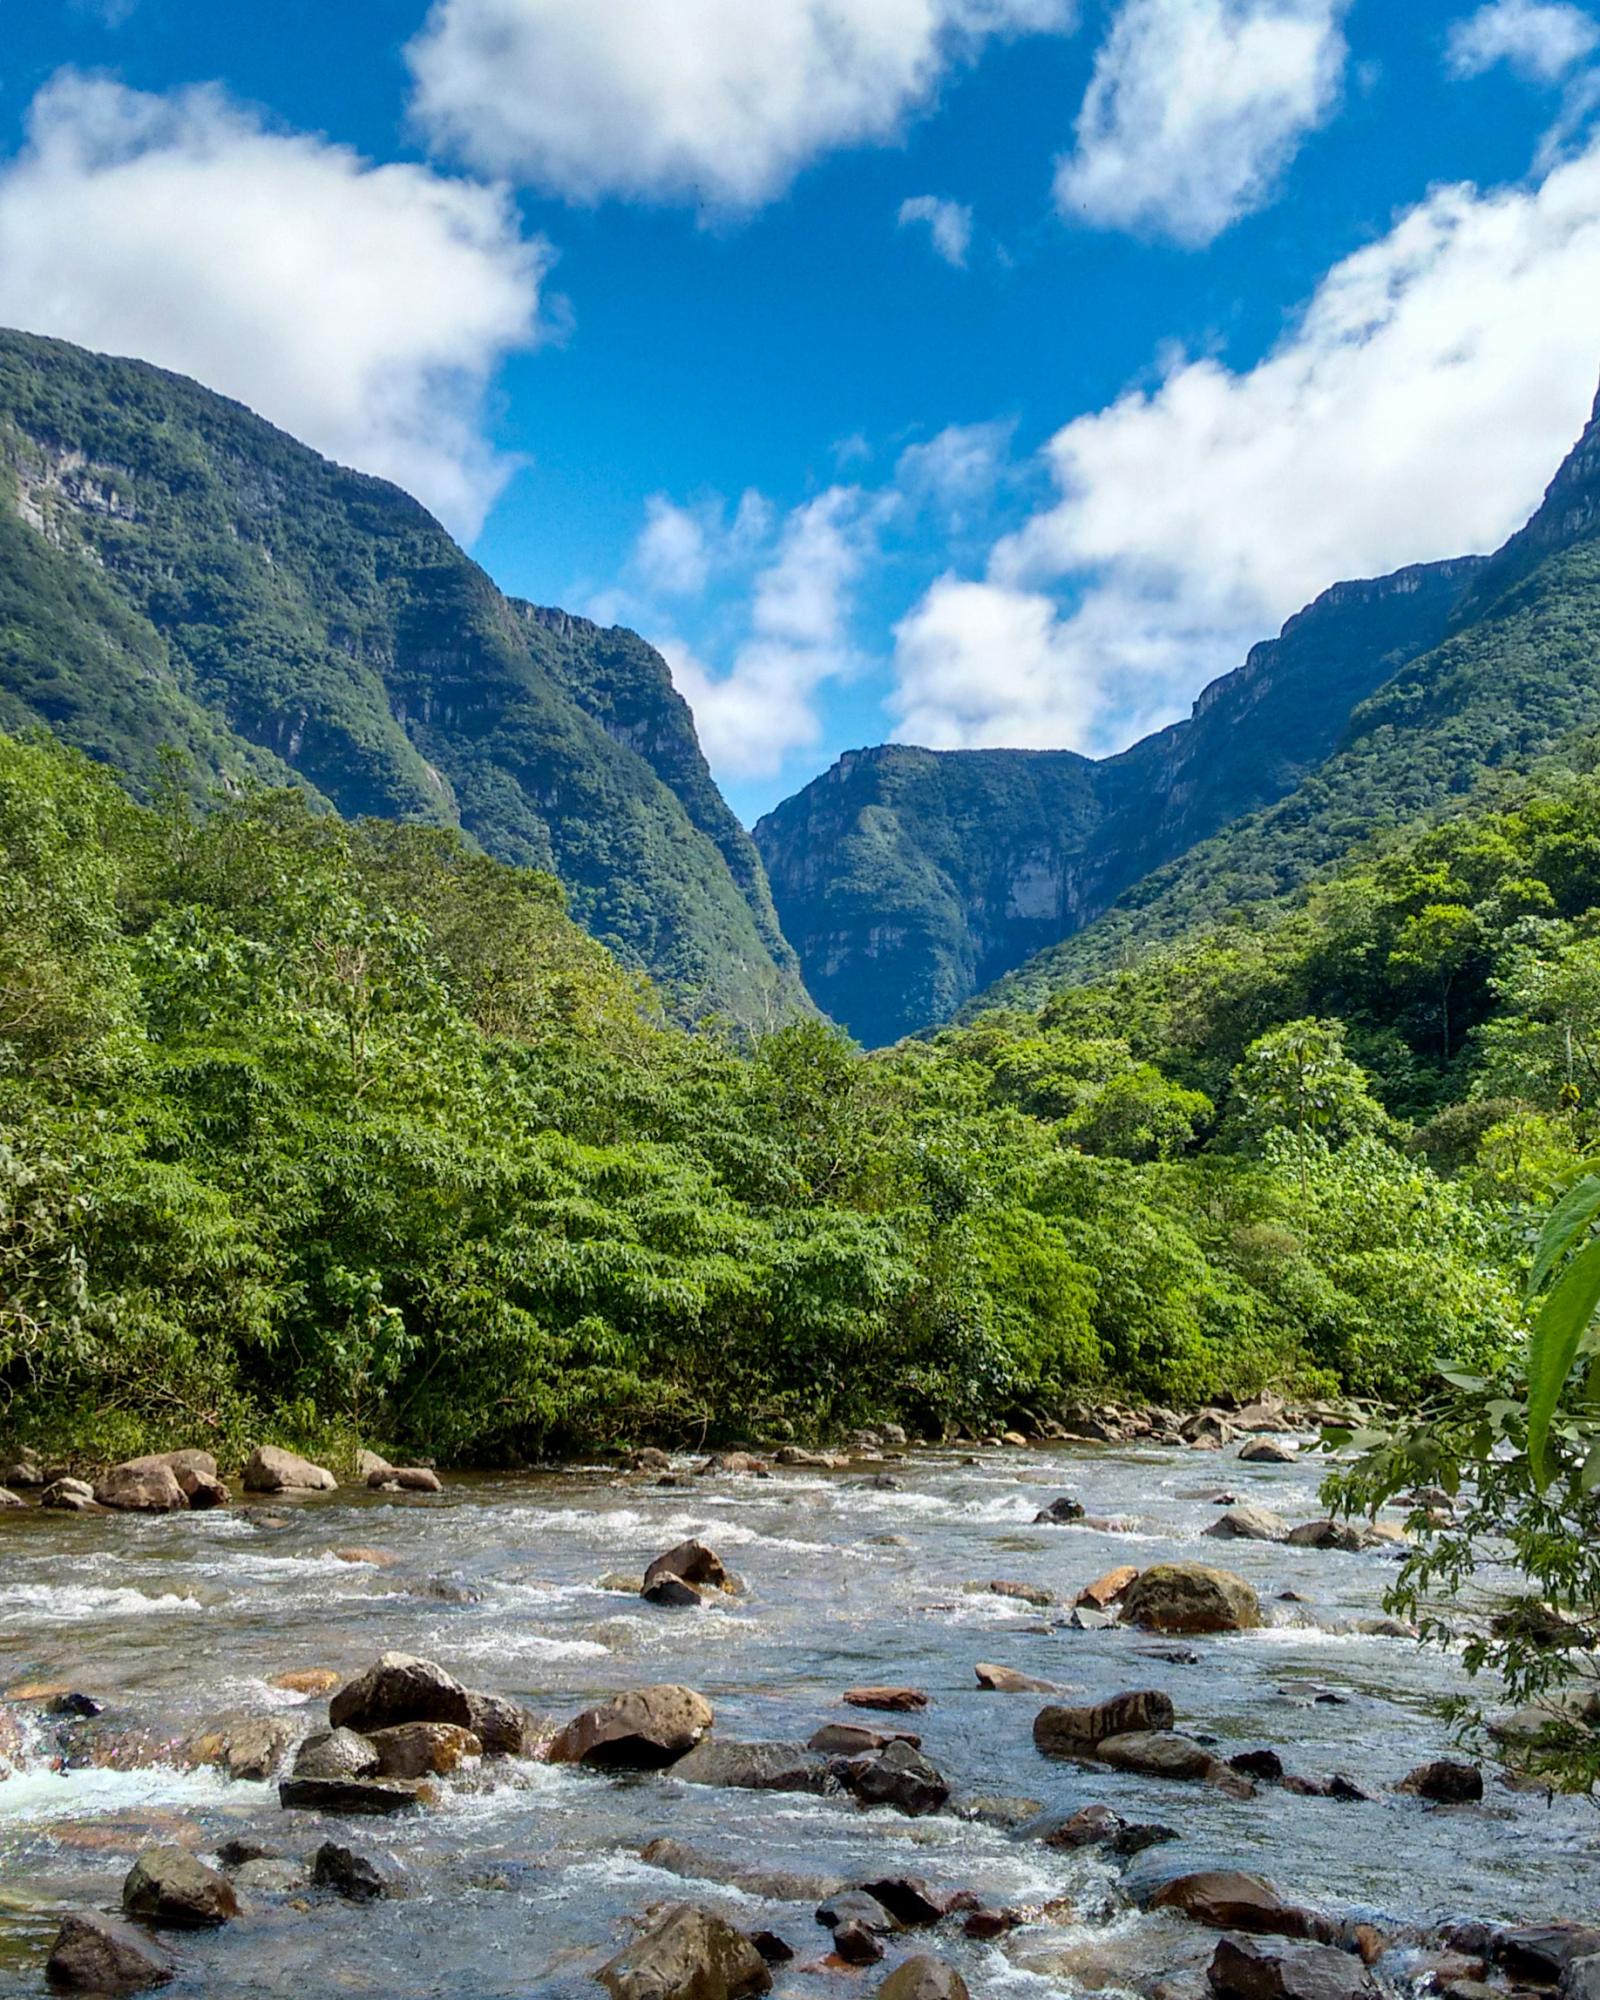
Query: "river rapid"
0 1434 1594 1998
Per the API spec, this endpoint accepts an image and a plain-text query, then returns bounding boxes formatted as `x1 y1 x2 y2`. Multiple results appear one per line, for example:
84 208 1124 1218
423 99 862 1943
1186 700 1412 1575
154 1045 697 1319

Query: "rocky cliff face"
757 558 1475 1045
0 328 804 1023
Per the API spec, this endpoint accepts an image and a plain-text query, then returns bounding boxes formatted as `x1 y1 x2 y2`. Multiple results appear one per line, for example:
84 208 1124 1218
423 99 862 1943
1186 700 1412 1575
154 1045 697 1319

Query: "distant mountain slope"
0 327 804 1023
981 384 1600 1012
757 555 1475 1045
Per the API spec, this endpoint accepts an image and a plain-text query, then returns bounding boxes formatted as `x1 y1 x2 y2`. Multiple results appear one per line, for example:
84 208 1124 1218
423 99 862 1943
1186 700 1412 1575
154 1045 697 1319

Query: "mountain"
0 327 803 1023
983 380 1600 1011
756 554 1479 1045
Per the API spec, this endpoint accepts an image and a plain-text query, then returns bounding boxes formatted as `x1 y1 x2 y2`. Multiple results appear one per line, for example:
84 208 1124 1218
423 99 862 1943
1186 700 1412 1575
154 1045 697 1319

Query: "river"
0 1434 1593 1997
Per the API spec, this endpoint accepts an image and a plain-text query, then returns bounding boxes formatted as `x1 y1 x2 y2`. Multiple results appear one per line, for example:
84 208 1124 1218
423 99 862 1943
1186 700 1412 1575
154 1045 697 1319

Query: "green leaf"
1582 1439 1600 1493
1526 1234 1600 1488
1528 1174 1600 1298
1437 1368 1487 1392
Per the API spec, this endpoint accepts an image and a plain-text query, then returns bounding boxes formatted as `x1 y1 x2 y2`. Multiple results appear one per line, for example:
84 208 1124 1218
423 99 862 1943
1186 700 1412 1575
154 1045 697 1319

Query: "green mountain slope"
757 554 1475 1045
0 327 803 1023
984 384 1600 1011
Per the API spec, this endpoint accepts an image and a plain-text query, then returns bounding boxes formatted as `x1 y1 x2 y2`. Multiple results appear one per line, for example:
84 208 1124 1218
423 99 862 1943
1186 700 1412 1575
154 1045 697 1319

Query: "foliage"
0 328 803 1024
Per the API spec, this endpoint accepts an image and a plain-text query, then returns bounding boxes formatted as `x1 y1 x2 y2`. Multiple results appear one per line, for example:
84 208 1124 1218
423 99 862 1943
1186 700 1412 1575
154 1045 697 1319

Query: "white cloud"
408 0 1076 208
1054 0 1349 246
661 488 882 777
1447 0 1599 81
633 490 773 597
898 193 974 265
895 136 1600 751
0 73 548 538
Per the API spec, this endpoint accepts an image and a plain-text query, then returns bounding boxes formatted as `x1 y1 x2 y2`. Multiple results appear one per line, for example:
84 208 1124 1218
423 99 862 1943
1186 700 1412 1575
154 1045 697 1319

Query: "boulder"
181 1712 295 1781
843 1687 927 1713
642 1539 731 1607
356 1450 392 1480
369 1721 482 1778
860 1880 946 1927
835 1737 950 1816
1496 1926 1600 1983
775 1446 832 1467
121 1450 227 1507
817 1890 901 1934
596 1903 772 2000
311 1841 389 1902
670 1739 831 1793
629 1447 672 1473
1077 1566 1140 1608
329 1653 473 1734
1121 1564 1261 1634
1397 1760 1483 1804
278 1774 426 1814
1239 1440 1298 1465
466 1689 536 1758
1285 1521 1371 1553
834 1922 887 1966
975 1663 1061 1693
0 1486 23 1508
1208 1935 1377 2000
233 1857 308 1894
1150 1873 1330 1941
45 1913 174 1992
1229 1750 1285 1783
1034 1496 1086 1524
122 1846 238 1927
368 1466 443 1492
1033 1689 1175 1757
1035 1804 1175 1856
242 1446 336 1493
877 1957 972 2000
808 1723 918 1755
1206 1507 1290 1543
547 1684 713 1769
1099 1731 1231 1784
698 1452 768 1476
94 1461 191 1514
41 1476 95 1511
3 1448 43 1487
1563 1956 1600 2000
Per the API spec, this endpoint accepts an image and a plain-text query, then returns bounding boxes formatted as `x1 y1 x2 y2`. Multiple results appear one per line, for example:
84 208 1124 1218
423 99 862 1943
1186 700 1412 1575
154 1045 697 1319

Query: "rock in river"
45 1913 174 1992
311 1840 390 1902
547 1685 713 1769
329 1654 473 1734
1033 1689 1175 1756
1149 1872 1331 1941
1208 1935 1376 2000
278 1774 426 1815
369 1721 482 1778
293 1728 380 1781
1397 1760 1483 1803
975 1663 1061 1693
835 1737 950 1816
670 1739 831 1793
94 1461 189 1514
242 1445 336 1494
1205 1507 1290 1543
1121 1564 1261 1634
843 1687 928 1713
122 1846 239 1927
41 1477 95 1512
878 1957 971 2000
596 1902 772 2000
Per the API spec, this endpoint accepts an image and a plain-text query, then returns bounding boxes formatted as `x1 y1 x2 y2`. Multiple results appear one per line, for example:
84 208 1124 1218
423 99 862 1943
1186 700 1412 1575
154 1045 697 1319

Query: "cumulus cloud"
0 72 548 537
408 0 1076 208
898 193 975 265
634 490 772 596
1054 0 1349 246
1447 0 1599 81
895 136 1600 751
658 488 883 778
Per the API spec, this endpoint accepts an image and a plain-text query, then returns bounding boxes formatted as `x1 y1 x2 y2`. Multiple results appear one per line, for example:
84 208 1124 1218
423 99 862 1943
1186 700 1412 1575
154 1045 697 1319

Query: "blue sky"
3 1 1600 823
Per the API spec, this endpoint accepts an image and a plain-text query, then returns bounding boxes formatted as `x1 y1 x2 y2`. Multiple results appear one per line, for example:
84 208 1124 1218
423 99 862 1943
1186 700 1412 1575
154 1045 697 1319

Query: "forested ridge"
10 714 1600 1470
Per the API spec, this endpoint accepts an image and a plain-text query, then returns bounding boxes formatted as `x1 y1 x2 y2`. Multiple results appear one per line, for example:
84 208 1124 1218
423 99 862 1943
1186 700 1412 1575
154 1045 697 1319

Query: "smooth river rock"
45 1912 174 1992
877 1957 972 2000
122 1846 238 1927
596 1902 772 2000
1121 1564 1262 1634
242 1445 336 1493
1034 1689 1175 1757
547 1685 713 1769
329 1654 473 1734
1150 1872 1331 1941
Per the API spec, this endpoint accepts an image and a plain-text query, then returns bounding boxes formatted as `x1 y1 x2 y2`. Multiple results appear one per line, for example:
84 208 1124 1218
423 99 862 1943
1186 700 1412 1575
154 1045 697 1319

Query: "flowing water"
0 1437 1594 1997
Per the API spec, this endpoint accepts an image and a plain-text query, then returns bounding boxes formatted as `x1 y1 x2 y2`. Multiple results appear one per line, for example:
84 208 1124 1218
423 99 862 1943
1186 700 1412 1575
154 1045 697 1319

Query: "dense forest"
10 714 1600 1470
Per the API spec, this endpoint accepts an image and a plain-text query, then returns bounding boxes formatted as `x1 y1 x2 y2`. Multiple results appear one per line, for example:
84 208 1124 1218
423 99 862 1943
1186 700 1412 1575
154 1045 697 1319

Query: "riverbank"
0 1431 1592 2000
